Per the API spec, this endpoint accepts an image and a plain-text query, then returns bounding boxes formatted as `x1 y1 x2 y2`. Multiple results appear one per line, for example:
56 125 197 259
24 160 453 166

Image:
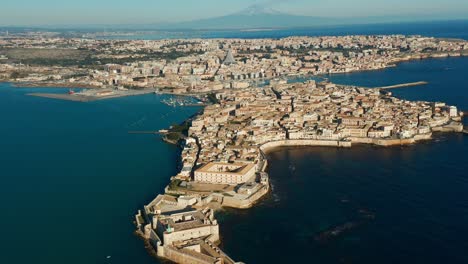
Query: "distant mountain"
159 6 341 30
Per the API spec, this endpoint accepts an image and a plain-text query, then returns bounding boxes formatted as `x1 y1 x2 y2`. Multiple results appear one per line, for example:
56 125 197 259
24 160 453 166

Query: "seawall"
258 135 437 154
221 185 270 209
260 139 352 154
349 133 432 146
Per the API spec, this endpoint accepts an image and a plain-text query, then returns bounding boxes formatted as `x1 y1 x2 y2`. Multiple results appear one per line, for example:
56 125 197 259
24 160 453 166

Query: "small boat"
68 89 75 95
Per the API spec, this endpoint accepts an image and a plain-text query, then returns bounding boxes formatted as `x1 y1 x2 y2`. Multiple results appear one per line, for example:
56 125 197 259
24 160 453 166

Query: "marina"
161 97 205 107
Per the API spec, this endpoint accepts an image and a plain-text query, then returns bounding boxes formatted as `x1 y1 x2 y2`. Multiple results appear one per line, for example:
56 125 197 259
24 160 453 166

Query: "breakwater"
377 81 428 90
28 93 94 102
27 90 155 102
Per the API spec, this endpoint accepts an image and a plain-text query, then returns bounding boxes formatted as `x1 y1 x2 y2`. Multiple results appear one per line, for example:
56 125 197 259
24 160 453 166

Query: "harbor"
161 97 206 107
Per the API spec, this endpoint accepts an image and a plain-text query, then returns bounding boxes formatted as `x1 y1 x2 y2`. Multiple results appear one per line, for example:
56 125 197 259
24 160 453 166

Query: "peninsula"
134 78 464 264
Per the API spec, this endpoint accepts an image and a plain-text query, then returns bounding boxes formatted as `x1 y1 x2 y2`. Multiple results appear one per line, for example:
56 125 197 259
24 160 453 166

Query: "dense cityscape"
1 34 467 94
1 32 468 264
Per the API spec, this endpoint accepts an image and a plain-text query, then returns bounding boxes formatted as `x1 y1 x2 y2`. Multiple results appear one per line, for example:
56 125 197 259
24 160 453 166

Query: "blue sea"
0 88 201 264
101 20 468 40
0 21 467 264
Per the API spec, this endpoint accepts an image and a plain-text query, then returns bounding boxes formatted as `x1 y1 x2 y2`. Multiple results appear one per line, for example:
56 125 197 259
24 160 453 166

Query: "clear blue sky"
1 0 467 25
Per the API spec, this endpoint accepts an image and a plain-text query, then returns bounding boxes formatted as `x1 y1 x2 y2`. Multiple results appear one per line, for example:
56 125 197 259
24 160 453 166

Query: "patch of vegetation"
1 48 91 66
9 71 29 79
0 47 205 67
170 122 190 134
207 93 219 104
278 45 376 57
422 47 438 53
161 41 199 49
159 87 174 93
163 120 191 144
168 179 182 190
165 132 183 143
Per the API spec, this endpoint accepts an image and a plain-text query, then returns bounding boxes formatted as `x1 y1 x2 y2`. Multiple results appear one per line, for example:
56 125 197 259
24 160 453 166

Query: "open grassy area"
0 48 91 66
0 48 205 67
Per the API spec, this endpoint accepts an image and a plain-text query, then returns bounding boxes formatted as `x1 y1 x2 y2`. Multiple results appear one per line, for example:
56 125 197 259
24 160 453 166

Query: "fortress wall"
164 225 215 246
414 133 432 141
148 229 164 257
222 185 269 209
350 134 432 146
433 124 464 132
374 138 416 146
349 137 375 144
261 159 269 172
163 246 216 264
350 137 415 146
260 139 351 154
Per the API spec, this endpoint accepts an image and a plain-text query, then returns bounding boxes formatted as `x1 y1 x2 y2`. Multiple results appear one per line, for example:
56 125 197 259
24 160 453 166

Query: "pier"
182 103 207 107
128 131 166 135
377 81 428 90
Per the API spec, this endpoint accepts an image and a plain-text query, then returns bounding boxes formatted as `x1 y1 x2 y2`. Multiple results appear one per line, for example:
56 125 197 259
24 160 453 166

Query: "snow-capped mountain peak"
239 4 283 16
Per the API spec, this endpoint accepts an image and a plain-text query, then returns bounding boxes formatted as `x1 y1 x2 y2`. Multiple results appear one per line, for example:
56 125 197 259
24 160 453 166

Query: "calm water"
219 57 468 264
0 85 200 264
0 24 467 264
101 20 468 40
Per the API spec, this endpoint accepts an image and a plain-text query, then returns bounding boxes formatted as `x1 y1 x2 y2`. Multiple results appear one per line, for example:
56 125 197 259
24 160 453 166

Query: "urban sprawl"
1 33 467 264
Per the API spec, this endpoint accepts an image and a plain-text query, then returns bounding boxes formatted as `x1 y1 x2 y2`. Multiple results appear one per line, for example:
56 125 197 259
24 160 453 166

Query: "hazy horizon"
1 0 468 27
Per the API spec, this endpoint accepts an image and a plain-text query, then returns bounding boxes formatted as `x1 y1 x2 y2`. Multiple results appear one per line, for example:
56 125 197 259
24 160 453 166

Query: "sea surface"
0 86 201 264
100 20 468 40
0 23 467 264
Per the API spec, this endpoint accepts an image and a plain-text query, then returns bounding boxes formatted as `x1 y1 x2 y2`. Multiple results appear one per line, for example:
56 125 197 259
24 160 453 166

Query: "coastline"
132 55 467 264
136 109 464 263
2 36 466 264
2 22 468 264
1 51 465 104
